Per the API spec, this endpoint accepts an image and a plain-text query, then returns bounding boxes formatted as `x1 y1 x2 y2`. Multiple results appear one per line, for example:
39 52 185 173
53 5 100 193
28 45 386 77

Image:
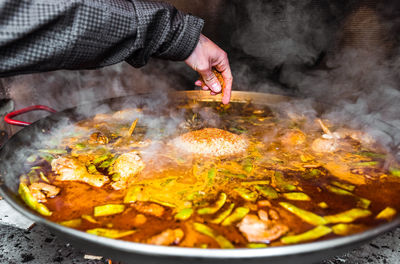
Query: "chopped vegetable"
193 223 234 249
331 181 355 192
38 149 67 155
93 154 110 165
207 167 216 185
357 197 371 209
222 207 250 226
87 228 136 238
124 186 142 203
281 226 331 244
356 151 386 159
150 199 176 208
279 202 326 225
326 185 352 196
353 161 378 167
75 143 86 149
59 219 82 228
175 208 193 221
247 243 267 248
94 204 125 217
389 168 400 177
210 203 235 224
26 154 38 163
242 159 253 173
18 183 52 216
221 170 247 179
255 185 279 199
39 172 50 184
241 180 270 186
332 224 365 236
282 192 311 201
273 171 296 191
81 214 98 223
318 202 328 209
197 192 227 215
86 164 99 174
376 207 397 220
233 188 258 202
324 208 372 224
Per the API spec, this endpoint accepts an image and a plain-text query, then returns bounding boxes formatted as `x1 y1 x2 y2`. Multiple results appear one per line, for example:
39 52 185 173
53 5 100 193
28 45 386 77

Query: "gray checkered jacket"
0 0 204 77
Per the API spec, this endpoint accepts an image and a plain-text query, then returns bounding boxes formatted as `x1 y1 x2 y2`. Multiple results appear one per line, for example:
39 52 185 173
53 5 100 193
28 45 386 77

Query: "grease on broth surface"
18 101 400 248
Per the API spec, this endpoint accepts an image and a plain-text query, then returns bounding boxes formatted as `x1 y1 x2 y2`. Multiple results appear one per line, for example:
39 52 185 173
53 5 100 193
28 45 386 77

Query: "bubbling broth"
18 100 400 248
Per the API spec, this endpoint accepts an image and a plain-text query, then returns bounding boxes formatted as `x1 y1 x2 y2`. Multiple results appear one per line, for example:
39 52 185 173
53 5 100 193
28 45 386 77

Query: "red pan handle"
4 105 57 127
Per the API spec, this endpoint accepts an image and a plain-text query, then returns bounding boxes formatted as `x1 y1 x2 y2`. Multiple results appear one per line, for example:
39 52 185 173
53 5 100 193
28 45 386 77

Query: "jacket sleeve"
0 0 204 77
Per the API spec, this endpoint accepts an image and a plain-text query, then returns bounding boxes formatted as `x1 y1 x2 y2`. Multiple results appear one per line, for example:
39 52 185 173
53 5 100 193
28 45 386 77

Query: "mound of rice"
173 128 247 157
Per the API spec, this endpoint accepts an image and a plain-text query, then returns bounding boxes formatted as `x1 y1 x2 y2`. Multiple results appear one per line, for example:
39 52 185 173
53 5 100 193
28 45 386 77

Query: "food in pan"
18 100 400 248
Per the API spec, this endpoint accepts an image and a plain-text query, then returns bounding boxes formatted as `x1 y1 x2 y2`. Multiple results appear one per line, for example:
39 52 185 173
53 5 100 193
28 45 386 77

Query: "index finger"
215 57 233 105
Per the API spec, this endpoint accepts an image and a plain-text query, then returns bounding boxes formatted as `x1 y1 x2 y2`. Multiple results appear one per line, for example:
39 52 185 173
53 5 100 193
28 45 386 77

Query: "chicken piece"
29 182 60 203
173 128 247 157
51 157 109 187
146 228 184 246
280 130 306 146
131 202 165 217
111 151 145 190
311 138 338 153
237 214 289 243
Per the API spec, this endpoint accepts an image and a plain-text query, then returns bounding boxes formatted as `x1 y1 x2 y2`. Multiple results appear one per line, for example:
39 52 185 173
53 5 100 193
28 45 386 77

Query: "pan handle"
4 105 57 127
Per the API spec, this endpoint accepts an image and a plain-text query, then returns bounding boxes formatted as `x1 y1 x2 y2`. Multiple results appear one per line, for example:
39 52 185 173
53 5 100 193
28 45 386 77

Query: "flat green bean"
281 226 331 244
279 202 326 225
222 207 250 226
193 223 234 249
233 187 258 202
255 185 278 199
324 208 371 224
210 203 235 224
197 192 227 215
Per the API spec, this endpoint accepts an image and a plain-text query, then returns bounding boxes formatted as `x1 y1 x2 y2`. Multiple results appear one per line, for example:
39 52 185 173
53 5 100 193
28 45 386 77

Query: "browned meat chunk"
131 202 165 217
146 228 184 246
51 157 109 187
111 151 145 190
29 182 60 202
237 214 289 243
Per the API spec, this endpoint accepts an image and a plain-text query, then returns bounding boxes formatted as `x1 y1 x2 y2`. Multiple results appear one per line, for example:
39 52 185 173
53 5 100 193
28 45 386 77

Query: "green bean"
94 204 125 217
274 171 296 191
210 203 235 224
376 207 397 220
193 223 234 249
281 225 331 244
75 143 86 150
39 172 50 183
332 224 365 236
279 202 326 225
326 185 352 196
86 164 99 174
241 180 270 186
331 181 355 192
357 197 371 209
234 187 258 202
38 149 67 155
81 214 98 224
242 159 253 173
207 168 216 185
356 151 386 159
87 228 136 239
18 183 52 216
324 208 371 224
38 153 54 163
220 170 247 179
93 154 110 165
59 219 82 228
318 202 328 209
389 168 400 177
282 192 311 201
352 161 378 167
255 185 279 199
222 207 250 226
247 243 267 248
175 208 194 221
197 192 227 215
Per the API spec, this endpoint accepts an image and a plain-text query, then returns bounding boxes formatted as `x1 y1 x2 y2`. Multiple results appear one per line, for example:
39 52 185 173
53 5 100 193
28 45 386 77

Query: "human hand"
185 34 232 104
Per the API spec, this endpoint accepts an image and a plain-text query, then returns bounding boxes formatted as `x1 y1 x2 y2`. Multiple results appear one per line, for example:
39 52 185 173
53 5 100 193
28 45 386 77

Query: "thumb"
199 70 222 93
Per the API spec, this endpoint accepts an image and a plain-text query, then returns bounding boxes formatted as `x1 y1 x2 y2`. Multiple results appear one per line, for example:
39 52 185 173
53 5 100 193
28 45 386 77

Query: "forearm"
0 0 203 77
